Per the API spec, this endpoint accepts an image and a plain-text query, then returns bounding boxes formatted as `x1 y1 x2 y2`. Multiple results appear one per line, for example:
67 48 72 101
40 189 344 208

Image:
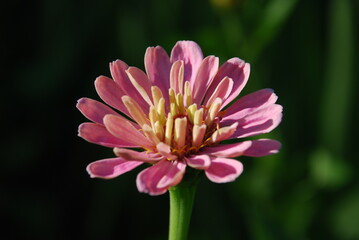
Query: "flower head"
77 41 282 195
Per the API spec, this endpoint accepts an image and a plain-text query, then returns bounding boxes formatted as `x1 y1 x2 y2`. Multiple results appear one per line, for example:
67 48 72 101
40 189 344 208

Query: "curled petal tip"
76 98 84 104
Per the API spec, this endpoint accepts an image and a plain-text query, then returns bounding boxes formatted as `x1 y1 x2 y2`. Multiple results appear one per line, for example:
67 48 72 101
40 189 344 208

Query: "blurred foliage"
2 0 358 239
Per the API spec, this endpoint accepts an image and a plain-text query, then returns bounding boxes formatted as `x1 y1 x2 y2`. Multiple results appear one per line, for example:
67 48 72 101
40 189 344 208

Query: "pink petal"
109 59 130 88
144 46 171 98
170 60 184 94
110 60 150 114
205 157 243 183
136 160 186 195
224 89 278 118
211 122 238 143
205 58 250 108
185 155 211 169
170 41 203 85
201 141 252 158
192 56 219 104
201 139 281 158
76 98 119 124
243 139 281 157
156 142 178 160
224 62 250 107
103 114 154 149
94 76 129 115
78 123 138 148
113 148 163 162
226 104 283 138
204 77 233 107
126 67 153 106
157 161 186 189
87 157 143 179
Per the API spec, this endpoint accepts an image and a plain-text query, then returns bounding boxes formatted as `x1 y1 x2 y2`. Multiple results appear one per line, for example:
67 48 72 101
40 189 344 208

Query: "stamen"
154 121 164 141
176 93 185 114
178 61 184 94
135 69 232 159
142 124 161 144
156 98 166 125
169 88 176 105
122 95 148 127
187 104 198 124
165 113 174 145
194 108 204 125
151 86 163 107
205 97 222 126
184 81 193 107
170 102 178 116
149 106 158 127
192 124 207 147
174 117 187 149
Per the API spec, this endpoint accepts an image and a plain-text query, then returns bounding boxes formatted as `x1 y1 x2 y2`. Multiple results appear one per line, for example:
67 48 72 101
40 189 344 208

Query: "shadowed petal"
225 104 283 138
201 141 252 158
224 89 278 119
170 41 203 85
136 160 186 195
76 98 119 124
202 139 281 158
185 155 211 169
145 46 171 100
78 123 138 148
103 114 154 149
205 157 243 183
243 139 281 157
87 157 143 179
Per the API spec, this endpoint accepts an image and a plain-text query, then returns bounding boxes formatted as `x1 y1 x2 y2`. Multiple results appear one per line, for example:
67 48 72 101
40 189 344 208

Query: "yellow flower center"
119 60 238 160
153 82 224 158
122 80 225 159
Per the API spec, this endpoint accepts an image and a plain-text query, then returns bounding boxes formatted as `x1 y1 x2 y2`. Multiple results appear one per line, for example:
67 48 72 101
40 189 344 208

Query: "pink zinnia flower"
77 41 282 195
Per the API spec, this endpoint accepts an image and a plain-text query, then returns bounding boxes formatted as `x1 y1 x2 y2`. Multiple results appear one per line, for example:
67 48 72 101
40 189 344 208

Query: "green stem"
168 181 197 240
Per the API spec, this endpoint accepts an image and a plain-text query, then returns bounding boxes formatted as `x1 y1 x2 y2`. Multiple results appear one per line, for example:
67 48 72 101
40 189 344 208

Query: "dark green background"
3 0 358 239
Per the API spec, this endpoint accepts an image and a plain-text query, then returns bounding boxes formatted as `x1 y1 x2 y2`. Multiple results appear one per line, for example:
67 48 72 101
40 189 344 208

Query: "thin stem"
168 181 197 240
